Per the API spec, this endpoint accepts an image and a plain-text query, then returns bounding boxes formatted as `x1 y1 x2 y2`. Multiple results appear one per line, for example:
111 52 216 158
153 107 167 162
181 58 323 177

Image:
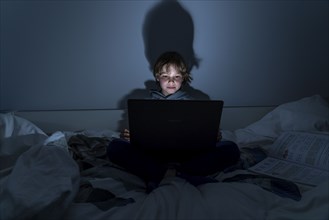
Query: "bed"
1 94 328 220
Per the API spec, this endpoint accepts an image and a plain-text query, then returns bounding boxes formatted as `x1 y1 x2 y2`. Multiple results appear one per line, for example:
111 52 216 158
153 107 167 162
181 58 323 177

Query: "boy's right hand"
120 129 130 141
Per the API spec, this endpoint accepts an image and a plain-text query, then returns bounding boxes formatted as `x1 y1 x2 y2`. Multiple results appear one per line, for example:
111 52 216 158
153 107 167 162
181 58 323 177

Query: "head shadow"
116 0 210 131
143 0 199 73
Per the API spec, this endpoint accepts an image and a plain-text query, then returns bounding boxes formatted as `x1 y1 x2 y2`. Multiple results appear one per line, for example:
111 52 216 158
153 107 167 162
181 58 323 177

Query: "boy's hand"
120 129 130 141
217 131 222 141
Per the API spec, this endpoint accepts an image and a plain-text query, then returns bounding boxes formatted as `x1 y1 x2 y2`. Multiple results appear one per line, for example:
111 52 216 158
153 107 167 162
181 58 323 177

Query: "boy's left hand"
217 131 222 141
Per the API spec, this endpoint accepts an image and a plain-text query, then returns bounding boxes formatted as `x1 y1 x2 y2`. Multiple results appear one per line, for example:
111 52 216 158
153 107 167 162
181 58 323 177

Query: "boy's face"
157 65 183 96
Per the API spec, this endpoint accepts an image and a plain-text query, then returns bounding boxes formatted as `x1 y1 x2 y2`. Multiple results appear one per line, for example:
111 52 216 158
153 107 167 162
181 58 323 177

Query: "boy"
107 51 240 192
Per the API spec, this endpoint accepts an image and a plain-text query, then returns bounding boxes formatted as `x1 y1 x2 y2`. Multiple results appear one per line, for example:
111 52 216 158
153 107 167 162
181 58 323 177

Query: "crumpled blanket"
67 134 113 171
68 135 135 211
67 134 302 203
74 181 135 211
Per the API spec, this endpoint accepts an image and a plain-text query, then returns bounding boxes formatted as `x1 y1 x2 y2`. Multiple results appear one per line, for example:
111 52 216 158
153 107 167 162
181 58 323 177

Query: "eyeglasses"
159 74 183 82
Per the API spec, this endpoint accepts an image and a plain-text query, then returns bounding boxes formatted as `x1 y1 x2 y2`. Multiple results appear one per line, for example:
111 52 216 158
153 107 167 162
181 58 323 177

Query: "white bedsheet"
63 165 329 220
267 180 329 220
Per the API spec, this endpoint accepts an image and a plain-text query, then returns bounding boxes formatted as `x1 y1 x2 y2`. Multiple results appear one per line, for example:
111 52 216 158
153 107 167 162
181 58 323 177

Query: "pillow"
225 94 329 147
0 112 46 138
244 94 329 138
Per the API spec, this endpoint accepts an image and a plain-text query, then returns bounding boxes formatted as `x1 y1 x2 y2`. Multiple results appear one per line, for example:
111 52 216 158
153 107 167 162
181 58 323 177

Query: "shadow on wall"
116 0 210 131
143 0 199 72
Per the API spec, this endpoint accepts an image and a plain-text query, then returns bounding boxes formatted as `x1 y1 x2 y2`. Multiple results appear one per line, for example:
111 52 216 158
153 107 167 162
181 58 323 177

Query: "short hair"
153 51 192 84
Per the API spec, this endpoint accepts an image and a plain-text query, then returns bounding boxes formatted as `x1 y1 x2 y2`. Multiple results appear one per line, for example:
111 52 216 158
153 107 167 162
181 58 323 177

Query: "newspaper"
249 131 329 186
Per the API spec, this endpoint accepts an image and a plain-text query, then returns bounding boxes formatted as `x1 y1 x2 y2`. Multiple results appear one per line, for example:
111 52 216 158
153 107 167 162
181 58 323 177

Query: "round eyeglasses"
159 74 183 82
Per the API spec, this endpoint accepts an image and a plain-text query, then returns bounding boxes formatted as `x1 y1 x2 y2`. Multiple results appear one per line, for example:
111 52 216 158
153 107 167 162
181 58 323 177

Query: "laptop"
127 99 224 162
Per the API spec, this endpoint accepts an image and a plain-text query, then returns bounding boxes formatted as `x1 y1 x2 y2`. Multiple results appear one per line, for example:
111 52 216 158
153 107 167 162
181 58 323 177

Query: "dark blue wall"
1 0 328 110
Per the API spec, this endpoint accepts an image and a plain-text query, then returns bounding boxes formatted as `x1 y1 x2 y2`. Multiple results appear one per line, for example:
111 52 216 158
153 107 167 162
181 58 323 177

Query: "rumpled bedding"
1 94 328 220
0 132 80 220
1 136 327 220
67 134 302 201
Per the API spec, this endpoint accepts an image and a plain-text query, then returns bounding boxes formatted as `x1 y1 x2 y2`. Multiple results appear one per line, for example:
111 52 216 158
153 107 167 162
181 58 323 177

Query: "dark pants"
107 138 240 184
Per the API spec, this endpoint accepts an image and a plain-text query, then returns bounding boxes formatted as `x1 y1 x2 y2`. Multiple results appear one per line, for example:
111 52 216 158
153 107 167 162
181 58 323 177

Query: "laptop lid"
127 99 224 155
